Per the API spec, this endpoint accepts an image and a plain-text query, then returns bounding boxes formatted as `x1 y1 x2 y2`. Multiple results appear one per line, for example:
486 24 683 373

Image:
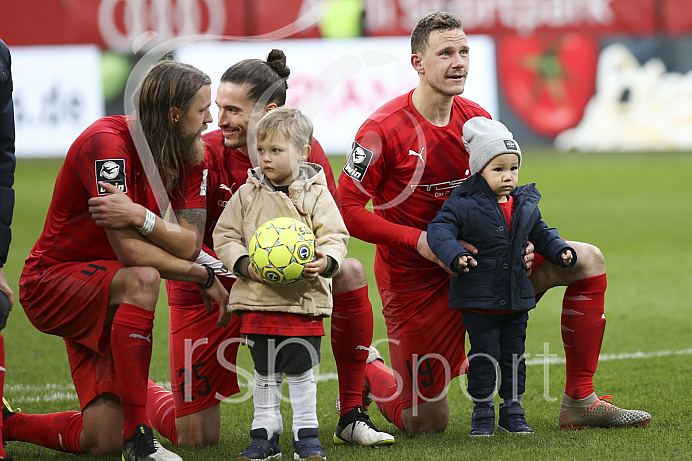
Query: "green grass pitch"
3 151 692 460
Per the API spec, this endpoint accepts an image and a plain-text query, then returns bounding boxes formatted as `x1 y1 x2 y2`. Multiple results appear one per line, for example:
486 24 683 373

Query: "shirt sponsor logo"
410 176 469 197
343 142 373 182
408 147 425 162
95 159 127 194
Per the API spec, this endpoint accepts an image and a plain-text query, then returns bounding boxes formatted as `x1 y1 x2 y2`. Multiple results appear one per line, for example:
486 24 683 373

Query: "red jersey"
167 129 337 337
23 116 205 274
337 90 491 292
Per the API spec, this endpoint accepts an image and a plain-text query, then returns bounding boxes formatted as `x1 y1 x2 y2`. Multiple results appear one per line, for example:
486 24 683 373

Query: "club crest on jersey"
343 142 373 182
95 159 127 194
503 139 518 150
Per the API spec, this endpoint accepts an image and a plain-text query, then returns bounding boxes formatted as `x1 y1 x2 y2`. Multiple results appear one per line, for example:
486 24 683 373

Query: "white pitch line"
5 350 691 403
524 348 692 366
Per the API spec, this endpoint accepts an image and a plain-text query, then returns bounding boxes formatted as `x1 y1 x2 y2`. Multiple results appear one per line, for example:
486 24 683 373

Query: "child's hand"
248 264 264 283
303 250 328 281
561 249 574 266
456 255 475 272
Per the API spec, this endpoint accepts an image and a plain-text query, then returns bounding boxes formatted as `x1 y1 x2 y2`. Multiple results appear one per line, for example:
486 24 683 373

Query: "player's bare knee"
402 400 450 433
84 439 121 456
122 266 160 309
81 428 122 455
333 258 367 294
175 407 221 446
403 412 449 433
178 430 219 446
574 242 605 275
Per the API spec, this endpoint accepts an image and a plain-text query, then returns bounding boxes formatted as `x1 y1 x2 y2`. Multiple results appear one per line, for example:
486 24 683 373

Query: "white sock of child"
251 370 283 437
287 369 318 437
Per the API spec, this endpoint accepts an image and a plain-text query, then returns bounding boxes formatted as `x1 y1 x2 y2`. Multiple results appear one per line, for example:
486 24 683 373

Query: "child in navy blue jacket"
427 117 576 437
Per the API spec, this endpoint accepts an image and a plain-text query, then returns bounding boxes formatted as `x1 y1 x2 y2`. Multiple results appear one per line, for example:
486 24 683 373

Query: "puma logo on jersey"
408 147 425 162
129 333 152 343
220 183 233 193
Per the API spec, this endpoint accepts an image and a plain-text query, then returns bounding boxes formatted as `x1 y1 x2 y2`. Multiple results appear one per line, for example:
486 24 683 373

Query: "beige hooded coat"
213 163 348 317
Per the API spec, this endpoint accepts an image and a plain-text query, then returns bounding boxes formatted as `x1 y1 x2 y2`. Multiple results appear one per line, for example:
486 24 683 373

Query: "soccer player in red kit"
10 61 230 461
145 50 394 447
337 11 652 433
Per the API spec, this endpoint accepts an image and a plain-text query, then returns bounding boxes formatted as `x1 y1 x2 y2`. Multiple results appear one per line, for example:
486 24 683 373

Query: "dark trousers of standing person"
461 310 528 405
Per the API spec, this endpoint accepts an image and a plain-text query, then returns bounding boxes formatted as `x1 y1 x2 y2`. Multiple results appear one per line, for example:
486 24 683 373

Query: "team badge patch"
504 139 518 150
95 159 127 194
343 142 373 182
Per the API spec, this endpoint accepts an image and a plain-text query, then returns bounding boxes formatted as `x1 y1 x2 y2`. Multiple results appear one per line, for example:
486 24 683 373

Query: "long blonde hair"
133 60 210 191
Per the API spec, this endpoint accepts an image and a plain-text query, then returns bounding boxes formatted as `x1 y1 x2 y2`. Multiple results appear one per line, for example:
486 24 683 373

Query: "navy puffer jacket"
0 39 15 267
427 173 576 312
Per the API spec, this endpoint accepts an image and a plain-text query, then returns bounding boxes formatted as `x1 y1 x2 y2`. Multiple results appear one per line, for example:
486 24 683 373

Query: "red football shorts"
378 280 467 410
168 296 242 417
20 260 124 409
20 260 123 354
65 336 120 410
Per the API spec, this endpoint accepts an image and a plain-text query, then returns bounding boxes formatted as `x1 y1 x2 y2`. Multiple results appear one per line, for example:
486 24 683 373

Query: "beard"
178 131 206 166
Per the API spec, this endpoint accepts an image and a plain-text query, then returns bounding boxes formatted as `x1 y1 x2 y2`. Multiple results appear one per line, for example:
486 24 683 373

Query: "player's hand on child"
561 249 574 266
524 241 535 276
303 250 328 281
89 182 140 228
418 232 455 276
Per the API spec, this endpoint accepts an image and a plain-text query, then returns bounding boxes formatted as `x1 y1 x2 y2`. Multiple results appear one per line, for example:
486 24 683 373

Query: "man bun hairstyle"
411 11 463 55
220 49 290 106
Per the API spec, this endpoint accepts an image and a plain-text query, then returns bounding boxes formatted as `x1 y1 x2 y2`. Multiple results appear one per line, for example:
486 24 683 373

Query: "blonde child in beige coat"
213 106 348 461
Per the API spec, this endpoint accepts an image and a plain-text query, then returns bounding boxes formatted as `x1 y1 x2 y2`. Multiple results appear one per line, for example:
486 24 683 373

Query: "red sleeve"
170 162 207 210
338 182 421 249
337 121 421 249
72 130 132 199
307 138 340 209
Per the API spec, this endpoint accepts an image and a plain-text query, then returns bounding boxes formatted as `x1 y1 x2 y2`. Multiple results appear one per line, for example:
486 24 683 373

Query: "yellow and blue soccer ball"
248 217 317 285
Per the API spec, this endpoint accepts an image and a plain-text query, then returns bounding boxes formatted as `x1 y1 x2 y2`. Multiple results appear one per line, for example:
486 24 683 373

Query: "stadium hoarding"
8 36 496 158
12 46 105 158
2 0 691 50
5 0 691 154
174 35 498 155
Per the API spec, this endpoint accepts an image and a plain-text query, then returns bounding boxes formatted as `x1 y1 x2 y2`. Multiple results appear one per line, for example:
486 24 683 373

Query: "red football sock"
365 359 404 431
111 303 154 438
561 273 607 399
0 333 5 458
146 379 178 445
332 286 373 415
3 411 84 454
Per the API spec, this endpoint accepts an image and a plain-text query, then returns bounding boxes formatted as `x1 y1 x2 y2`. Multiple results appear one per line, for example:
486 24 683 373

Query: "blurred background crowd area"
3 0 692 157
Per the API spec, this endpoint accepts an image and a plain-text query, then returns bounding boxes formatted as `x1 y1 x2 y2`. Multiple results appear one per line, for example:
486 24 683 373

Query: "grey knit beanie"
463 117 522 174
